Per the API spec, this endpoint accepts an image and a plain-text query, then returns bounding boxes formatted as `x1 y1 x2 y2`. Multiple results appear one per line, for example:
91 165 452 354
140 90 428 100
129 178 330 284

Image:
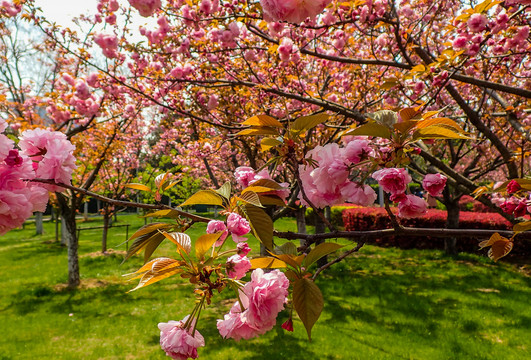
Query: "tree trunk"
83 202 88 221
296 206 307 248
35 212 43 235
55 208 59 242
102 211 110 253
58 193 80 288
60 215 67 246
445 201 460 256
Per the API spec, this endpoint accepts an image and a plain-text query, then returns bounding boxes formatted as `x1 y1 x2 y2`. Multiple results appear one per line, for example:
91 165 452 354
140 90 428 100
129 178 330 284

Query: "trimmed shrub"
342 207 530 256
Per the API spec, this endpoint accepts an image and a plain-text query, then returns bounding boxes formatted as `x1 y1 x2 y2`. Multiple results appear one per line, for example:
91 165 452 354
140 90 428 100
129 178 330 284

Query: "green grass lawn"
0 213 529 359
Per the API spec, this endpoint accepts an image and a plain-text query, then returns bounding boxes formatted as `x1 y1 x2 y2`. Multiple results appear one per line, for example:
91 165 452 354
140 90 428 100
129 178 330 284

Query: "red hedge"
342 207 531 255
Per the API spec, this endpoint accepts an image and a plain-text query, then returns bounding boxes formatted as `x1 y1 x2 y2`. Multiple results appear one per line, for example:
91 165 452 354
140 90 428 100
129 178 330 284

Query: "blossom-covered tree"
2 0 531 358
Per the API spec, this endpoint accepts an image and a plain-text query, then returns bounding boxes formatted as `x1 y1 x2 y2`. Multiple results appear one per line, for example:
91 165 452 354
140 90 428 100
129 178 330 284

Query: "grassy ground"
0 213 529 359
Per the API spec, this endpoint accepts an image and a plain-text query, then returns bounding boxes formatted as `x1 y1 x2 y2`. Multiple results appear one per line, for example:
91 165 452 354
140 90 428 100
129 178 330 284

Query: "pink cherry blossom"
343 139 372 164
74 80 91 100
244 268 290 329
513 200 527 217
158 316 205 360
422 173 447 197
234 166 256 187
0 118 7 133
226 254 251 279
372 168 412 195
467 13 488 33
226 213 251 243
299 143 352 208
500 197 519 215
236 242 251 256
1 1 21 17
340 183 377 207
260 0 332 24
4 149 23 167
18 129 77 190
506 180 521 195
93 33 119 58
397 195 428 218
0 190 33 235
128 0 161 17
0 134 14 161
206 219 228 246
281 318 294 332
217 269 289 340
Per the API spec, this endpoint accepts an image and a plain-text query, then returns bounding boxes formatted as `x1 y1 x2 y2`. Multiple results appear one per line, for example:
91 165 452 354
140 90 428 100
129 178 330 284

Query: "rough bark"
35 212 43 235
445 201 460 256
57 193 80 288
102 212 110 253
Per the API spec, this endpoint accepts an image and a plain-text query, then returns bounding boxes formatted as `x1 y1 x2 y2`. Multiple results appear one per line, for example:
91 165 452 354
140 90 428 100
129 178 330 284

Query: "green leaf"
380 78 399 90
258 194 286 206
127 257 183 292
161 232 191 254
293 278 324 340
124 223 174 263
195 233 222 259
248 178 284 190
495 179 531 192
215 182 232 200
124 183 151 192
180 190 223 207
291 113 328 132
367 110 398 128
129 223 173 241
249 257 287 269
272 253 302 269
163 181 179 191
303 243 344 268
236 127 279 136
343 122 392 139
415 117 465 132
243 185 277 194
398 107 422 122
261 138 283 151
243 205 273 250
242 114 284 128
412 126 470 140
393 120 418 134
275 242 298 255
513 221 531 234
236 191 264 208
143 233 166 263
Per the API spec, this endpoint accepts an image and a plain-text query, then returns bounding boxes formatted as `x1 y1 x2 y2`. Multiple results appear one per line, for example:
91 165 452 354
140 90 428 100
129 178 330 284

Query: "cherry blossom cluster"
0 119 76 234
298 139 377 209
451 6 530 57
299 139 448 218
234 166 290 201
1 0 21 17
260 0 332 24
217 268 289 340
159 268 289 359
373 169 446 218
493 180 531 217
46 73 101 123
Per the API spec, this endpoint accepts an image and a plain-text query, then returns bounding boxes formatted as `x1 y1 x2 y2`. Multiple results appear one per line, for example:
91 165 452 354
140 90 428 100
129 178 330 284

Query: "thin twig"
29 178 211 223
